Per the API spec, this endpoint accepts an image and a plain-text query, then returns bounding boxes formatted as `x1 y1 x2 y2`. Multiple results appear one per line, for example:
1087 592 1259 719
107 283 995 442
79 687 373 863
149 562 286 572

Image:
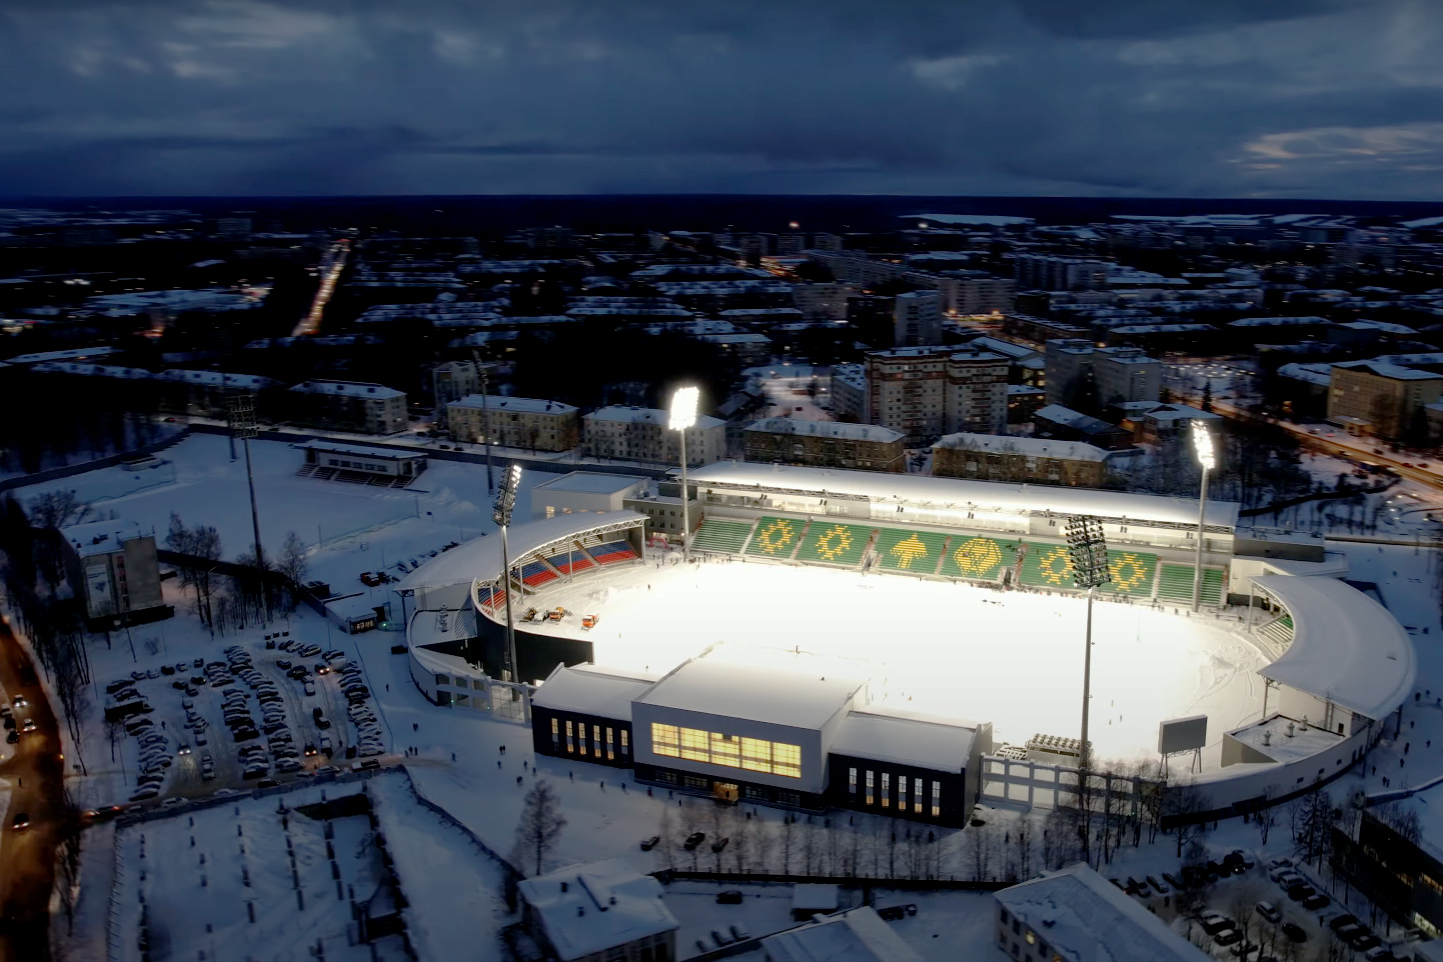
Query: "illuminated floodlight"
1192 422 1215 471
669 386 699 430
492 463 522 527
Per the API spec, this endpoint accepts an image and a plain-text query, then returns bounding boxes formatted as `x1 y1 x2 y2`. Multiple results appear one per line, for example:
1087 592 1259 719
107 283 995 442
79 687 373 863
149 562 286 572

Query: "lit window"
606 727 614 761
593 725 602 757
565 719 574 753
551 717 559 750
898 775 908 810
710 732 740 768
773 743 801 778
621 729 629 755
881 772 890 808
652 723 680 757
741 738 772 773
866 770 874 805
932 780 941 817
680 728 709 762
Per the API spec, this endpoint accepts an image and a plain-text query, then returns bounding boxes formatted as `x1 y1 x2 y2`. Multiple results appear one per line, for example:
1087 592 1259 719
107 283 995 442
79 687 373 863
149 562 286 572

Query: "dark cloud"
0 0 1438 198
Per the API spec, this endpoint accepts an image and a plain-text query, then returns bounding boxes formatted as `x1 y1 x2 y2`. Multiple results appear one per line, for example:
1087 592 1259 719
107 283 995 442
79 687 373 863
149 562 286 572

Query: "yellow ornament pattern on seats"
953 538 1002 577
1036 545 1075 585
890 534 928 569
754 519 796 555
815 524 853 561
1109 552 1149 592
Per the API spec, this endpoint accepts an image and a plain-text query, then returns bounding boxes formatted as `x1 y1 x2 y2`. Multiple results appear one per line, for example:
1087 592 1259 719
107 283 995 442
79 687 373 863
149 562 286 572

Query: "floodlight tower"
493 463 522 686
669 386 699 563
1065 515 1111 774
226 394 266 596
1191 422 1216 612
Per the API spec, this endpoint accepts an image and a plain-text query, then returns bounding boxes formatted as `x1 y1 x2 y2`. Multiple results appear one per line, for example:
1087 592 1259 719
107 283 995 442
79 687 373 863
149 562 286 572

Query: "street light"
492 463 522 686
1191 422 1216 612
227 394 267 616
669 386 699 563
1065 515 1110 776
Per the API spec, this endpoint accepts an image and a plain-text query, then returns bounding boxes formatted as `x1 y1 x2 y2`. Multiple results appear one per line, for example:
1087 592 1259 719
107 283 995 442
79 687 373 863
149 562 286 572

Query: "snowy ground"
503 554 1268 765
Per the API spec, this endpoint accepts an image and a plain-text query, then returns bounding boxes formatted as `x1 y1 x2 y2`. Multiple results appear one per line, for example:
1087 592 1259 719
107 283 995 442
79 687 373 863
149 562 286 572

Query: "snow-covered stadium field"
514 555 1270 767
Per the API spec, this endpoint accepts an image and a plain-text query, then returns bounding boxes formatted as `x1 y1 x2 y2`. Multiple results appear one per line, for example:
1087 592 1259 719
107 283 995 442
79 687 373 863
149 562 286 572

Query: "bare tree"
27 489 92 530
514 780 567 876
1163 780 1212 859
275 531 309 610
656 803 678 871
1256 785 1281 846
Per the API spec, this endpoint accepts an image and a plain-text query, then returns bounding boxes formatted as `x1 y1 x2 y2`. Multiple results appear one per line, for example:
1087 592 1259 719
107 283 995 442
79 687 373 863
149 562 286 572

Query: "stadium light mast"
227 394 267 612
1066 515 1111 774
669 386 699 563
493 463 522 687
1191 422 1216 612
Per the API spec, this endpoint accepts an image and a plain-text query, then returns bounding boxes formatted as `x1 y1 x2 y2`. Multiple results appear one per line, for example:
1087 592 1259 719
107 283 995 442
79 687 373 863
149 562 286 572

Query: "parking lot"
103 631 390 803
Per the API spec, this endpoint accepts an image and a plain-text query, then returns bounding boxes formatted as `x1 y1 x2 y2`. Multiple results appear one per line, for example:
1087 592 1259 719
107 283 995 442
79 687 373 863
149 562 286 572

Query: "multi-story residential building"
154 370 281 419
287 380 408 435
944 272 1016 315
893 290 943 347
431 360 481 426
932 433 1110 486
792 282 859 321
1044 339 1161 407
863 346 1008 442
583 406 726 466
1012 253 1112 291
1328 359 1443 439
447 395 579 452
59 521 170 628
744 417 906 472
829 363 867 422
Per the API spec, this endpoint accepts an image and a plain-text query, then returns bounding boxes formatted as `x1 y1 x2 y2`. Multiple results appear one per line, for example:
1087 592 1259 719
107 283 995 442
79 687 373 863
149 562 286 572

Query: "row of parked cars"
1269 860 1399 959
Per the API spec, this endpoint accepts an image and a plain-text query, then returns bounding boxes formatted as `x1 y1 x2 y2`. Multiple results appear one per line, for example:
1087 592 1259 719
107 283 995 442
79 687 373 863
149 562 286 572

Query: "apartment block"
447 394 580 452
864 346 1008 442
744 418 905 472
60 521 170 628
1044 340 1161 407
432 360 481 426
288 380 408 435
932 433 1109 487
1328 360 1443 439
583 406 726 466
893 290 943 347
1012 253 1112 291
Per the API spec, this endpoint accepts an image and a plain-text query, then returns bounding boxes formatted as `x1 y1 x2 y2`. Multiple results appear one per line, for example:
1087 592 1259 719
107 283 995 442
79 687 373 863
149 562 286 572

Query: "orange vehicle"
581 615 599 630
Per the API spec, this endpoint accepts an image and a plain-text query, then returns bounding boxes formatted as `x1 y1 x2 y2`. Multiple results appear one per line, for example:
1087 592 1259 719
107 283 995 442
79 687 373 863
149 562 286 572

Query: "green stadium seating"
1101 550 1158 597
873 527 949 573
1155 562 1226 606
689 518 755 555
744 516 806 559
1018 542 1079 588
938 536 1019 581
794 521 874 567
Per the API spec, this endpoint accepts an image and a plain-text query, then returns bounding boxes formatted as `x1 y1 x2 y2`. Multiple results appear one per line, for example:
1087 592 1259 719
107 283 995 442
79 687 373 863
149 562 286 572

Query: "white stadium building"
396 462 1415 827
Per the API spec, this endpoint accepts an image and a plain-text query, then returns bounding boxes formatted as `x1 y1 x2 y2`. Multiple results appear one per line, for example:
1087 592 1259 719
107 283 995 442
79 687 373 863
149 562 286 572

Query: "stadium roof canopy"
682 461 1240 529
1250 575 1416 721
397 510 647 591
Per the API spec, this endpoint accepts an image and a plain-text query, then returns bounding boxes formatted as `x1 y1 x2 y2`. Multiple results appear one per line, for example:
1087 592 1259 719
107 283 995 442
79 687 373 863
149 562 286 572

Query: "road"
291 238 349 337
0 618 65 962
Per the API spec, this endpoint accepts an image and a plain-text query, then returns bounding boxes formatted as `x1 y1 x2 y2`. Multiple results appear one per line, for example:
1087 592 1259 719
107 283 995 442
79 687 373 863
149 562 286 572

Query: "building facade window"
551 717 559 750
848 767 857 797
865 770 875 805
649 723 801 778
565 720 574 753
932 780 941 817
881 772 891 808
606 727 614 761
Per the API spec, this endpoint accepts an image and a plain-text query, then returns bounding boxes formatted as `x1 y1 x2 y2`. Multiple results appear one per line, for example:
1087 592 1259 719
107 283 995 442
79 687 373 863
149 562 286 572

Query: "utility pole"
1065 515 1111 776
493 463 522 688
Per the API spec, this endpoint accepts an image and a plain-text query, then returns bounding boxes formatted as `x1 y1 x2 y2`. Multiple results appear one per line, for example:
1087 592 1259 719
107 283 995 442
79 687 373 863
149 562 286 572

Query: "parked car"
639 836 660 851
715 890 743 904
1281 923 1307 943
1215 929 1244 946
1302 893 1330 911
684 832 706 851
1257 901 1281 923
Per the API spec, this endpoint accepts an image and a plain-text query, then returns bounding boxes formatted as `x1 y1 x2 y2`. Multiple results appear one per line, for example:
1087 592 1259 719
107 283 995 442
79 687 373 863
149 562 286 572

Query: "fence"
0 426 192 495
980 756 1148 816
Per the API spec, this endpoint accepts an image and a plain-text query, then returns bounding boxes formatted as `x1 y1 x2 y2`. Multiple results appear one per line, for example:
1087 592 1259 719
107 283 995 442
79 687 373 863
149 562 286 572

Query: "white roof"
6 346 120 364
1250 575 1416 720
585 406 725 429
763 907 922 962
745 418 904 443
517 859 677 962
831 707 980 772
398 511 648 591
448 394 577 415
932 433 1107 462
534 472 649 495
530 664 661 721
996 863 1211 962
289 379 405 399
634 644 867 732
683 461 1240 529
60 520 149 557
1332 359 1443 381
292 440 424 461
1229 315 1330 327
156 369 280 389
1226 714 1346 764
1276 362 1333 387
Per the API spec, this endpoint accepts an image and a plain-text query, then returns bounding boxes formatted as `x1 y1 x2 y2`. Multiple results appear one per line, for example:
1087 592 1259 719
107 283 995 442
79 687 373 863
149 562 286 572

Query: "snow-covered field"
508 555 1268 765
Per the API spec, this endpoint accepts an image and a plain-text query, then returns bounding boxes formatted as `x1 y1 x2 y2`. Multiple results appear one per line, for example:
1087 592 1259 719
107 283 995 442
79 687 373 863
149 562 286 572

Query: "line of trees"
164 512 310 635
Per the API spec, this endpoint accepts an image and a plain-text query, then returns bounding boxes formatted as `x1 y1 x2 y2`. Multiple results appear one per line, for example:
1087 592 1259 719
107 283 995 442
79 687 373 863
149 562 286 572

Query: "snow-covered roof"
1332 359 1443 381
762 907 923 962
5 346 120 364
155 369 279 389
966 336 1040 360
745 418 904 443
534 472 649 495
448 394 577 415
291 440 425 462
932 433 1107 462
1033 405 1126 434
995 863 1211 962
1276 362 1333 387
530 663 661 721
289 379 405 399
682 461 1240 529
517 859 678 962
398 511 648 591
831 706 981 772
634 644 868 732
1250 575 1416 720
60 520 149 557
30 362 153 379
1229 315 1330 327
1144 404 1223 423
585 406 725 429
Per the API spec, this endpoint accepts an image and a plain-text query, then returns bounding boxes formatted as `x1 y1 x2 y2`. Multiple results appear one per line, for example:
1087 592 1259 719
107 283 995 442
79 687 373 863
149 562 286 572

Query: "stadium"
398 462 1415 822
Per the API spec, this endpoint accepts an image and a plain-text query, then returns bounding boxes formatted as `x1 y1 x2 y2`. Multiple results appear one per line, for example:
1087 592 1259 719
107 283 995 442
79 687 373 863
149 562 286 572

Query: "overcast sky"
2 0 1441 198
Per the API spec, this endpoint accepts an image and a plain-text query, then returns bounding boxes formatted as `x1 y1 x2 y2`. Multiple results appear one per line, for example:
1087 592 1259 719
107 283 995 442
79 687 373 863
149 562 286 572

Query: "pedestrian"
500 745 506 755
413 722 418 732
516 775 523 786
601 781 605 791
451 752 456 762
569 771 574 781
497 760 502 769
385 684 389 692
523 760 528 770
